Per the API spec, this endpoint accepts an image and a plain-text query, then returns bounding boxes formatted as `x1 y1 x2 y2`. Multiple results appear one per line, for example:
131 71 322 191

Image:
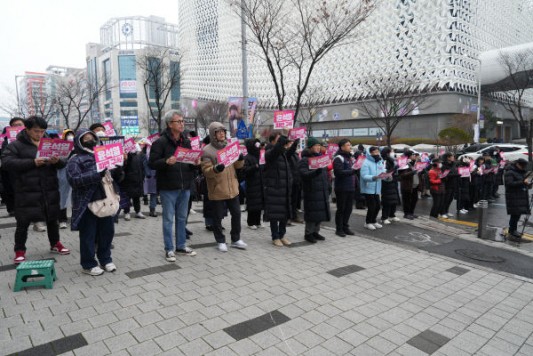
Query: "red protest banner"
36 138 73 159
174 146 202 164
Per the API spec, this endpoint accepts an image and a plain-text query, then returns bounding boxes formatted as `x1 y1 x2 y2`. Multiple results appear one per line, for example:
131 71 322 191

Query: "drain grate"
455 249 505 263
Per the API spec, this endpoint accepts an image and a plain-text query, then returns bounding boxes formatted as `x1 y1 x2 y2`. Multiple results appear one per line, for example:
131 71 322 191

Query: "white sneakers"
364 223 376 230
124 213 131 221
439 214 449 219
33 222 46 232
104 263 117 272
459 209 469 214
231 240 248 249
59 222 68 229
373 222 383 229
165 251 176 262
382 219 391 225
218 243 228 252
390 217 401 222
82 266 104 276
135 212 146 219
248 225 258 230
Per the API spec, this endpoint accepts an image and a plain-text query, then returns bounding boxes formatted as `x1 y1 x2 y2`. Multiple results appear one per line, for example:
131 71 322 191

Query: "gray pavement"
1 201 533 356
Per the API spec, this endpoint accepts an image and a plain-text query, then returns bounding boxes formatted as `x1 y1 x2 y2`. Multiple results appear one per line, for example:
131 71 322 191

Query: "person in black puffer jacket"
504 158 531 241
455 156 471 214
243 138 264 229
120 146 147 220
1 116 70 264
380 147 401 224
333 138 357 237
287 138 303 223
264 131 294 246
298 137 330 243
441 152 459 217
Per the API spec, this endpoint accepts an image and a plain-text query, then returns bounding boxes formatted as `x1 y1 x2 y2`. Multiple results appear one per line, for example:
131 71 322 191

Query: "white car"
458 143 528 162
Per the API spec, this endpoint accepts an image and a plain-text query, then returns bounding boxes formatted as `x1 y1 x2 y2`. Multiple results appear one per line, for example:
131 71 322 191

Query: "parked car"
458 143 528 162
455 143 491 157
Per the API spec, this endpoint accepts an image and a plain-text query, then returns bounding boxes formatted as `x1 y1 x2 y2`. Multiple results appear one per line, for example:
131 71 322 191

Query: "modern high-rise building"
86 15 180 137
179 0 533 141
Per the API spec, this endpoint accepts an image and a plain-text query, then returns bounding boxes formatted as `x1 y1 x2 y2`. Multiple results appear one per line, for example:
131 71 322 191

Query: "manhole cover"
455 249 506 263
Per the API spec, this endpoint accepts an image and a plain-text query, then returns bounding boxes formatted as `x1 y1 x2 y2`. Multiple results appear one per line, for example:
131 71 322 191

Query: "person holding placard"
0 117 25 216
298 138 331 243
398 151 422 220
243 138 264 230
456 156 472 214
360 146 385 230
57 129 75 229
2 116 70 264
428 159 447 219
379 147 401 225
471 156 485 208
201 122 247 252
149 110 198 261
67 129 123 275
441 152 458 218
333 139 357 237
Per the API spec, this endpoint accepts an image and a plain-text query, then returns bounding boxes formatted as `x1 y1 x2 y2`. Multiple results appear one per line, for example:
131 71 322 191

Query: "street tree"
54 73 106 131
357 77 435 147
137 47 181 133
0 85 57 122
296 86 322 137
490 49 533 161
231 0 377 123
195 101 228 136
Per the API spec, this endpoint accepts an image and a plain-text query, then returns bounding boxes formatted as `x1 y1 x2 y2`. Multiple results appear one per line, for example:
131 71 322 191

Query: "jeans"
78 209 114 269
270 219 287 240
212 196 241 243
509 214 520 233
335 190 354 231
364 194 381 224
14 219 60 252
149 193 157 210
160 189 190 251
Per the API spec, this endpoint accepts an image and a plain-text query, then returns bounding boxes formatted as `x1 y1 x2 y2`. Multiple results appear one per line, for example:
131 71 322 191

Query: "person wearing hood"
149 110 198 261
398 150 421 220
1 116 70 264
360 146 385 230
243 138 264 229
263 131 296 246
428 158 447 218
379 147 401 225
333 138 357 237
201 122 247 252
504 158 531 242
67 129 125 275
298 137 331 243
57 129 75 229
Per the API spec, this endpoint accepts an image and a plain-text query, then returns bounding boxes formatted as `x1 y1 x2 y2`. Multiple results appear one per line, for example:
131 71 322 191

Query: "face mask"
373 155 381 162
438 163 442 169
82 140 97 149
255 142 260 148
95 131 106 137
66 136 74 141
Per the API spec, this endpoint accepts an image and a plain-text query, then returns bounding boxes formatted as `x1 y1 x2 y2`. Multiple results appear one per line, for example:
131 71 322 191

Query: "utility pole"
240 0 249 129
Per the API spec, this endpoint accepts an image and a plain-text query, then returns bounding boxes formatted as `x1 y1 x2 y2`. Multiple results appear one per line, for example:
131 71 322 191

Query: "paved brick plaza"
1 202 533 355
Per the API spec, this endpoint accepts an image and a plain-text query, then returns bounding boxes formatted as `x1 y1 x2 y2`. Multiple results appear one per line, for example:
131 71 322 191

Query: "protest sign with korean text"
458 167 471 178
6 126 24 143
308 155 331 170
397 156 408 169
123 138 137 154
352 155 366 170
190 136 200 150
239 145 248 156
439 169 450 179
103 122 116 136
217 141 240 167
327 144 337 158
174 146 202 164
415 162 428 171
377 171 393 180
36 138 74 159
94 143 124 172
147 133 160 145
273 110 294 129
259 149 265 165
99 136 125 146
288 127 306 140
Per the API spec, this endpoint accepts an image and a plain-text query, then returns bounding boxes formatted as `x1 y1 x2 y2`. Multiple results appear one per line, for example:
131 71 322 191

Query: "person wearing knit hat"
307 137 321 149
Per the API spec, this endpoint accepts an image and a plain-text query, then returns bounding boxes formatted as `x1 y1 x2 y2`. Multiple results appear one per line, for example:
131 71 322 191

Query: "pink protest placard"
499 160 507 168
259 149 265 165
327 144 337 158
397 156 408 168
239 145 248 156
308 155 331 170
415 162 428 171
352 155 366 170
147 133 160 145
94 143 124 172
6 126 24 143
217 141 240 167
37 138 73 159
174 146 202 164
123 138 137 154
458 167 470 178
273 110 294 129
439 169 450 179
288 127 306 140
377 171 393 180
103 122 116 136
190 136 200 150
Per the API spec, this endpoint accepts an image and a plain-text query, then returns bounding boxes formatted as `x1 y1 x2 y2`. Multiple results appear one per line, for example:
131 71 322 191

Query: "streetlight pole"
14 75 23 116
240 0 249 133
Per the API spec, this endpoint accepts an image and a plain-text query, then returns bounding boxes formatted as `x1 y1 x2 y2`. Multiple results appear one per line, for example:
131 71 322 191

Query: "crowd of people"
1 110 531 275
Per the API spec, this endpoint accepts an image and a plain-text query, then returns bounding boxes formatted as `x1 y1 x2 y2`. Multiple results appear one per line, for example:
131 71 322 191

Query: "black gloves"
214 164 225 173
99 169 107 177
238 153 244 161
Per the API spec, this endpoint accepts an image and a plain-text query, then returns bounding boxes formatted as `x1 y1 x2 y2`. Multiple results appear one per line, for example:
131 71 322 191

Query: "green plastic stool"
13 260 57 292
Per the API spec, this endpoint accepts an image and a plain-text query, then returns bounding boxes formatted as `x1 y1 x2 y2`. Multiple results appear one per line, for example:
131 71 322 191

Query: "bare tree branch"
195 101 228 136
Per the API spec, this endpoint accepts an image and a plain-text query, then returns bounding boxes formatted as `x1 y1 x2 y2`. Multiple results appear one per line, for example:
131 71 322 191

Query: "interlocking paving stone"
189 242 218 249
6 333 88 356
446 266 470 276
327 264 365 277
406 329 450 354
223 310 290 341
125 264 181 279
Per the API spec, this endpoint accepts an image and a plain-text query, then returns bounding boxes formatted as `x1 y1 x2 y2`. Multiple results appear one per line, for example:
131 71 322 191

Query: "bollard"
477 200 489 239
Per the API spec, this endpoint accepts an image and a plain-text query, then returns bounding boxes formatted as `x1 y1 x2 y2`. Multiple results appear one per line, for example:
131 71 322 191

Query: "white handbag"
88 171 120 217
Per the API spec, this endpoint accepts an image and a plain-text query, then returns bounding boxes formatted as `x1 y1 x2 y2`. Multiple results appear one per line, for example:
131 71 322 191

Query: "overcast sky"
0 0 178 109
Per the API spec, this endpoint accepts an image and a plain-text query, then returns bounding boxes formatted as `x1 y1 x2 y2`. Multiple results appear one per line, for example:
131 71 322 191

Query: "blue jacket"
360 153 385 195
